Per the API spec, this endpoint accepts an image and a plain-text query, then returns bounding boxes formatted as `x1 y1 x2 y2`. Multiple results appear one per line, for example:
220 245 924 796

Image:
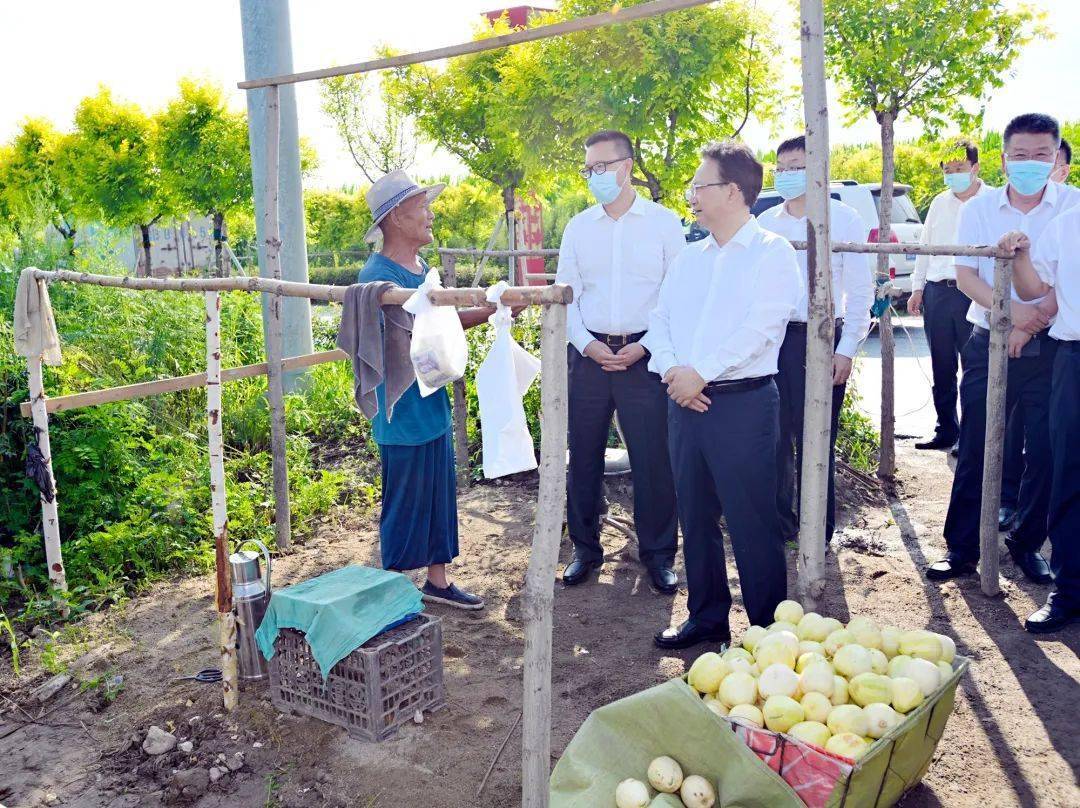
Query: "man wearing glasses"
644 141 802 650
554 130 686 594
758 135 874 548
927 113 1080 586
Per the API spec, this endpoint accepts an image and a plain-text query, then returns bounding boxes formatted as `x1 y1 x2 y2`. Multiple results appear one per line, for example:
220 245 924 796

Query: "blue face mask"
774 169 807 200
1006 160 1053 196
944 172 973 194
587 166 624 205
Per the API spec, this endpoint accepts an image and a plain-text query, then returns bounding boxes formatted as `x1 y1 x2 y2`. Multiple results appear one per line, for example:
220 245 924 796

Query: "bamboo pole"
521 303 568 808
442 255 471 485
468 216 506 286
978 258 1011 596
263 84 291 553
27 357 67 607
29 269 574 306
19 350 347 419
237 0 713 89
796 0 831 610
205 291 238 710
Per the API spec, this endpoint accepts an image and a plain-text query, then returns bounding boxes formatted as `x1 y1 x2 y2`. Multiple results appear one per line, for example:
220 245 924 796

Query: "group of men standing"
556 130 874 650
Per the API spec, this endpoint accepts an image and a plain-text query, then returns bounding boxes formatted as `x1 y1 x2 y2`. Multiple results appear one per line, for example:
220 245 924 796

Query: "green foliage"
157 79 252 222
504 0 781 205
0 609 19 675
308 266 364 287
428 175 503 251
836 376 880 473
0 119 79 242
304 188 372 266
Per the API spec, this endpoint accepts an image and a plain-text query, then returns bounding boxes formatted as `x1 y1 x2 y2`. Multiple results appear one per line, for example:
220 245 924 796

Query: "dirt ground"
1 442 1078 808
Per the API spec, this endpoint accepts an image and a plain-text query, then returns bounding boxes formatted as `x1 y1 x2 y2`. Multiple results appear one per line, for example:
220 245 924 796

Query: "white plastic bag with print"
402 267 468 396
476 282 541 478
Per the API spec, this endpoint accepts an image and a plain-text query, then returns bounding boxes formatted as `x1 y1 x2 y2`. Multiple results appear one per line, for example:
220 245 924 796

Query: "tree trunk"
503 185 517 285
877 111 897 479
797 0 832 611
140 224 153 278
213 211 226 278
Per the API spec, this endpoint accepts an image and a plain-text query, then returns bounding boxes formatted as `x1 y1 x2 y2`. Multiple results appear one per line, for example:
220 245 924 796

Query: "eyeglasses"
579 157 629 179
684 181 732 202
1004 151 1055 162
774 166 806 174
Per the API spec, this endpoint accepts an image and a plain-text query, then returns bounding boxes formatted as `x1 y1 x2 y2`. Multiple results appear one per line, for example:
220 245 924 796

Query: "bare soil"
1 444 1078 808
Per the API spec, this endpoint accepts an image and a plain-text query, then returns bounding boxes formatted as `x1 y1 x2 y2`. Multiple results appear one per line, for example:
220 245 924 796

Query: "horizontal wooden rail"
789 240 1015 259
30 269 573 306
237 0 711 89
438 248 560 258
20 350 348 418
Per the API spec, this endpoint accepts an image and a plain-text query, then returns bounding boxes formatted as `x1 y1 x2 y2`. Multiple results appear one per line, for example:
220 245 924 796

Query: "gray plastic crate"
269 614 445 741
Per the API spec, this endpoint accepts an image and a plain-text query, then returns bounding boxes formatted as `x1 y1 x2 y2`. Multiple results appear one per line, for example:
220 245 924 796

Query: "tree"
158 79 253 276
303 188 371 266
824 0 1042 476
502 0 781 204
56 87 172 274
320 74 416 183
0 119 80 248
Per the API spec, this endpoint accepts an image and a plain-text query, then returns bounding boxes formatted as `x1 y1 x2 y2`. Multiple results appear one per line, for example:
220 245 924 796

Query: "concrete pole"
239 0 313 390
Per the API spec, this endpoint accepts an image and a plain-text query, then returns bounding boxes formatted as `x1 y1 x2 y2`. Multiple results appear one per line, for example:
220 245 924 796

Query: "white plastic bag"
476 282 541 479
402 267 468 396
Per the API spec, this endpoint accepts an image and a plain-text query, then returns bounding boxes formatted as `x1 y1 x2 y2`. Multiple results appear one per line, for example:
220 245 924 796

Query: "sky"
2 0 1076 189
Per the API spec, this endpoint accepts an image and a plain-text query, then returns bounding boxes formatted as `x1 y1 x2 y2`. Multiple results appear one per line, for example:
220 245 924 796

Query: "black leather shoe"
915 434 958 450
1025 600 1080 633
647 566 678 595
1005 539 1052 584
926 558 977 581
562 558 601 586
998 507 1018 533
654 620 730 651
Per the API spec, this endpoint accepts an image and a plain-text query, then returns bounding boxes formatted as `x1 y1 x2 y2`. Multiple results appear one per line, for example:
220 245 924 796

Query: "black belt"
971 325 1051 338
787 319 843 331
589 330 646 348
926 279 959 289
703 375 773 395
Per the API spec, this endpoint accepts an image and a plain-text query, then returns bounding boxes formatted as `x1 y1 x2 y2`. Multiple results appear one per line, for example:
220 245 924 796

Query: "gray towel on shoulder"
335 282 415 422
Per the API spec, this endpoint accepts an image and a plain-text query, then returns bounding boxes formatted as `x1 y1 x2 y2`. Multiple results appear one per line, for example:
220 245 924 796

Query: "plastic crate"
269 613 445 742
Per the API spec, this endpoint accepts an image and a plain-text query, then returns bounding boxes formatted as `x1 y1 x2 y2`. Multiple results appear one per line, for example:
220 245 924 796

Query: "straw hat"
364 169 445 242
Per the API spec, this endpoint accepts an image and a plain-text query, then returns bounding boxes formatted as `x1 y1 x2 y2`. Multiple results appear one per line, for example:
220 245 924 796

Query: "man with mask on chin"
758 135 874 548
907 139 994 454
926 113 1080 587
555 129 685 594
644 141 802 650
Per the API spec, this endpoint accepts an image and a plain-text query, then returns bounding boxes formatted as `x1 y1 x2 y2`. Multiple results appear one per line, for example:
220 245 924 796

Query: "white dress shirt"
641 216 803 382
956 182 1080 326
1032 206 1080 341
555 194 686 354
913 180 995 289
757 199 874 359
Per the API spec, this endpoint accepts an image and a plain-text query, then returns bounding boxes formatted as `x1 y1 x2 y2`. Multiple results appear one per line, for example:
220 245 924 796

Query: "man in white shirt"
1003 207 1080 632
1051 137 1071 184
927 113 1080 586
908 139 994 451
643 141 802 650
758 135 874 545
555 130 686 594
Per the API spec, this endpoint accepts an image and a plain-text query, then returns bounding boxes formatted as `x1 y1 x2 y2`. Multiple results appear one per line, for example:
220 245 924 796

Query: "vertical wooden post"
443 255 471 484
27 357 67 609
978 257 1011 596
521 303 568 808
507 210 517 285
263 84 292 552
877 111 898 479
796 0 832 610
206 291 238 710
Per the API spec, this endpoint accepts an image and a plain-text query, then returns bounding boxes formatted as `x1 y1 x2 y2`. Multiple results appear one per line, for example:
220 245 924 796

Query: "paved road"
852 313 940 441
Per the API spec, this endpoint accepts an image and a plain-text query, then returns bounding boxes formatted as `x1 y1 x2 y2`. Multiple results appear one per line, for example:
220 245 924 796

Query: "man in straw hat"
358 170 499 609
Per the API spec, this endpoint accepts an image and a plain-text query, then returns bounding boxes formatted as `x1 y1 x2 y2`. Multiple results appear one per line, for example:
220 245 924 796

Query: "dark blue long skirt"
378 431 459 571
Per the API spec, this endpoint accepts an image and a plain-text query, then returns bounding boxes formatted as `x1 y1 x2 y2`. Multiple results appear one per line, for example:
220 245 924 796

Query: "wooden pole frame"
797 0 831 610
236 0 713 89
263 84 292 553
442 255 472 485
27 356 67 607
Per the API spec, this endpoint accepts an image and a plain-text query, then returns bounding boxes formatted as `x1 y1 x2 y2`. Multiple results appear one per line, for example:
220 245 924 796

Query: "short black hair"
1060 137 1072 165
584 129 634 161
700 140 763 208
1003 113 1060 148
776 135 806 158
942 138 979 166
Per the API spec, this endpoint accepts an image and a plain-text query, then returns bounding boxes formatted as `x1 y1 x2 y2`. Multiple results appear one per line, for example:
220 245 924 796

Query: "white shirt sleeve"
913 195 937 291
641 262 679 377
692 240 802 382
1032 217 1060 287
836 210 874 359
554 219 594 355
954 200 981 274
641 211 687 349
